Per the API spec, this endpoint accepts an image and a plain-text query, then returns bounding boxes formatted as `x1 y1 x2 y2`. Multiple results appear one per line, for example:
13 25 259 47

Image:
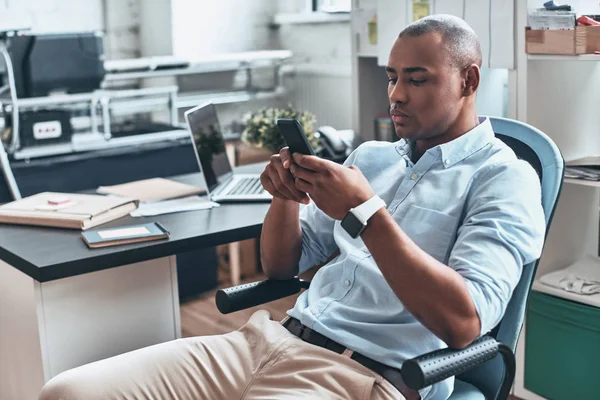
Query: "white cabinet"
375 0 515 68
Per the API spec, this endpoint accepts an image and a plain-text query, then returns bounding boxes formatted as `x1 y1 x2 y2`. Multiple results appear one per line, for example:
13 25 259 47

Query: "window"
313 0 351 13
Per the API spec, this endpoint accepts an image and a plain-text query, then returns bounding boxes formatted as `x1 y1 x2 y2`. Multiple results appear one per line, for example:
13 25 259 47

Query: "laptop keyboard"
225 177 265 196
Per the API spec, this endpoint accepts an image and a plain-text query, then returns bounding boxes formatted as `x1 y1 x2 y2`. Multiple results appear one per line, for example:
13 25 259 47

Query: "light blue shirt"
288 117 546 400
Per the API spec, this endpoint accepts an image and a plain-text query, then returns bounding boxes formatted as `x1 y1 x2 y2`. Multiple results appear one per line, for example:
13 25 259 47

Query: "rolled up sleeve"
449 161 546 335
298 203 337 274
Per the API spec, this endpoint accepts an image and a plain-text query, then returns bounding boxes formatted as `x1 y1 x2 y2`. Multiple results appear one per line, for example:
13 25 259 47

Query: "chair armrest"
216 278 310 314
401 335 515 399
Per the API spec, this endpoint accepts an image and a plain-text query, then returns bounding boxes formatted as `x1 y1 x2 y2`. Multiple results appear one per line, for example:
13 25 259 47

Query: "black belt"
283 317 421 400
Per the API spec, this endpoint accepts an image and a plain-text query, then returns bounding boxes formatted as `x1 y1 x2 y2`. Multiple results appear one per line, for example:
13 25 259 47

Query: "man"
39 14 545 400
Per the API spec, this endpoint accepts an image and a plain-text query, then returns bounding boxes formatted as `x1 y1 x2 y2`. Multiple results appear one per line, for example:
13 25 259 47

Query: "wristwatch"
341 195 386 238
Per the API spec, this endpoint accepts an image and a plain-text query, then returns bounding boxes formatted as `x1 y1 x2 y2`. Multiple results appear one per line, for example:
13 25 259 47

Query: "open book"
0 192 138 230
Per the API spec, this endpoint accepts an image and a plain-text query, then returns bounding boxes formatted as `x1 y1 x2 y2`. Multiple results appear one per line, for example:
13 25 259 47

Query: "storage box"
524 290 600 399
525 26 600 54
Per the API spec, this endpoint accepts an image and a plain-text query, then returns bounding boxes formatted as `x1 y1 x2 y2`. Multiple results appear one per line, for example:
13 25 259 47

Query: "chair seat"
448 380 486 400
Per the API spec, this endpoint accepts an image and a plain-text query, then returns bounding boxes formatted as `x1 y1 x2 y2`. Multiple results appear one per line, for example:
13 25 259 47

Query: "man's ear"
462 64 480 97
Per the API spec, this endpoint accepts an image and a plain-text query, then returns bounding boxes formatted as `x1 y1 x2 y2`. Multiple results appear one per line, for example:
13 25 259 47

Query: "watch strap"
351 195 386 224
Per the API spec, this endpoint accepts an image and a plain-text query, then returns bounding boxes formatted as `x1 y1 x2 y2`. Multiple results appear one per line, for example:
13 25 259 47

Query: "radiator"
284 64 353 131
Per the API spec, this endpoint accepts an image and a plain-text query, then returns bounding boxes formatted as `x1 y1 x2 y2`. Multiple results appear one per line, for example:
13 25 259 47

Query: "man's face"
386 32 464 141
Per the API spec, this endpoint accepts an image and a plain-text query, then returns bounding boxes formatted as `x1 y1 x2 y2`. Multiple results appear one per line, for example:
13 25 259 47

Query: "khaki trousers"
39 310 405 400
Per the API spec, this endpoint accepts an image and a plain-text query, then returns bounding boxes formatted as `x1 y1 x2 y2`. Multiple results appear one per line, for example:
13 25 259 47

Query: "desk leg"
0 256 180 400
229 241 241 286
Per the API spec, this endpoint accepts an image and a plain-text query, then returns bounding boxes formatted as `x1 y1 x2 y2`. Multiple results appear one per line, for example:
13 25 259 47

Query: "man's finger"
273 160 309 202
290 163 317 184
292 153 329 172
295 177 313 194
272 175 303 200
260 175 288 200
280 147 292 169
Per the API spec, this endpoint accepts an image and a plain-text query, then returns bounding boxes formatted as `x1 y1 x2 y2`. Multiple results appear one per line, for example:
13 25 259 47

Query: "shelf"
104 50 292 82
563 178 600 188
527 54 600 61
272 12 350 26
0 86 178 110
12 129 190 160
0 92 96 109
175 87 286 109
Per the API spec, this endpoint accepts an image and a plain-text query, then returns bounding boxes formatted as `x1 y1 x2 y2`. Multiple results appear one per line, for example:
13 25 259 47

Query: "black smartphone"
276 118 316 156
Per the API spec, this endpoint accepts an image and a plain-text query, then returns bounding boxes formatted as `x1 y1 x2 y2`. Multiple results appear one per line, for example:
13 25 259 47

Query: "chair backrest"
457 117 564 399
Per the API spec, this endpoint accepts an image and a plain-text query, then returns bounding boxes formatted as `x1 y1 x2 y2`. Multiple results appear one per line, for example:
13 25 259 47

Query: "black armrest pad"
216 278 309 314
401 335 499 390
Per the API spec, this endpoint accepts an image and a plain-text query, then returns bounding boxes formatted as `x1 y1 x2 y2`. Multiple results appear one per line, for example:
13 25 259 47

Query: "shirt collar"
395 117 494 168
438 117 494 168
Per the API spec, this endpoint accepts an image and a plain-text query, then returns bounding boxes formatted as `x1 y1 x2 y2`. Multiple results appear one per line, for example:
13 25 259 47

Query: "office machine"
4 31 105 98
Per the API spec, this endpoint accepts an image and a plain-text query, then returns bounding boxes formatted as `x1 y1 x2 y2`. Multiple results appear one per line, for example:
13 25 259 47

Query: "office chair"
215 117 564 400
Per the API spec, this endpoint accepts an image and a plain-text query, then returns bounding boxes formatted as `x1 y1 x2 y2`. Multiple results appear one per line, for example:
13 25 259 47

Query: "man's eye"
410 79 425 86
388 78 397 84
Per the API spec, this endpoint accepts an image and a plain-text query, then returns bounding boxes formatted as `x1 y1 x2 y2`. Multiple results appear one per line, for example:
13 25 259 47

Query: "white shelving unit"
272 12 351 26
564 178 600 189
351 1 600 399
513 1 600 399
0 50 292 159
527 54 600 61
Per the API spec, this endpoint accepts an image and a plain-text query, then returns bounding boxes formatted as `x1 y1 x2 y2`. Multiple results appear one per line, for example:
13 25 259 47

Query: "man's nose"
389 82 408 104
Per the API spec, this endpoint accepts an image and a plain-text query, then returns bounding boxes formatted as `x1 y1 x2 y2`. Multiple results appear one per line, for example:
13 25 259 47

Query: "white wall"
138 0 173 57
137 0 287 133
1 0 104 33
477 69 508 118
275 1 353 129
104 0 141 60
170 0 278 59
0 0 139 60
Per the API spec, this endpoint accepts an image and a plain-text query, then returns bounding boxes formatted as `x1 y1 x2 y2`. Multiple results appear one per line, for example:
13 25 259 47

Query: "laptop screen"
185 103 233 192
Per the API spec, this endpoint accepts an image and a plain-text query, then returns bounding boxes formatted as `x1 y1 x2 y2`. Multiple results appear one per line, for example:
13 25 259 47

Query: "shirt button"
410 173 418 180
444 159 451 165
344 279 351 287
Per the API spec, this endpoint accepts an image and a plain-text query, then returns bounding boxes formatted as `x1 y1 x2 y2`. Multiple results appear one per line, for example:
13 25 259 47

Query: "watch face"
341 212 366 238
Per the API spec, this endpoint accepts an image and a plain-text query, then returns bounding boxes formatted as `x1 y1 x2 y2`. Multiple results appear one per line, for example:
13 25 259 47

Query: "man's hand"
290 153 375 220
261 148 310 204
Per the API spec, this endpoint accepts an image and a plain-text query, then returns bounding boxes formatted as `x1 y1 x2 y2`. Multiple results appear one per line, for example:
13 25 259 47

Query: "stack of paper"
528 9 576 30
130 196 219 217
565 156 600 181
565 167 600 181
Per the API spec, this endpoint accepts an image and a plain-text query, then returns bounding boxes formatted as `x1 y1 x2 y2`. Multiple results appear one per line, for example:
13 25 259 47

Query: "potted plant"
241 105 320 154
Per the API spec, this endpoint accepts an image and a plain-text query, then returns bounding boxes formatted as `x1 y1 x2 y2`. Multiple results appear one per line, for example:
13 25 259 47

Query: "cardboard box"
525 26 600 55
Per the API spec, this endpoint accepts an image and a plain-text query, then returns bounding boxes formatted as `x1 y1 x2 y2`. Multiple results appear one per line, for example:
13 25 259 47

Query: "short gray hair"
399 14 482 68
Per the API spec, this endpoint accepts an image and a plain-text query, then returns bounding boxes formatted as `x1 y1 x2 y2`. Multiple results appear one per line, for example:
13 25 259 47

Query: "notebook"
0 192 138 230
82 222 170 248
97 178 206 203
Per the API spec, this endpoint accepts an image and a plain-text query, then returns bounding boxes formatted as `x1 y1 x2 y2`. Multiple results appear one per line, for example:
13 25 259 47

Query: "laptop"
184 102 272 203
